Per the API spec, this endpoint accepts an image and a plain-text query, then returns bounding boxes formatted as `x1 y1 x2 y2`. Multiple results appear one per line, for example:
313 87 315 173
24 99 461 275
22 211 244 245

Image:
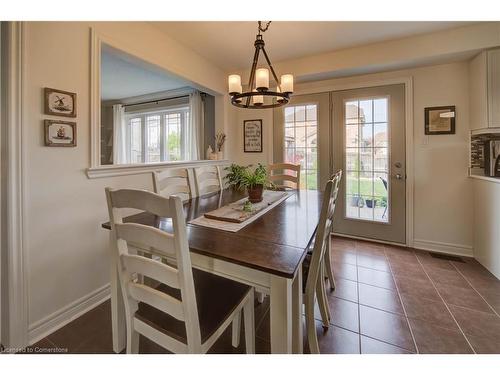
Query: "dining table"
102 188 323 354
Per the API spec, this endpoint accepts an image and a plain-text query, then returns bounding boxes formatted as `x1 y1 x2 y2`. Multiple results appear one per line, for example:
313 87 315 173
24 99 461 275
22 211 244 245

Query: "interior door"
332 84 406 244
273 92 331 190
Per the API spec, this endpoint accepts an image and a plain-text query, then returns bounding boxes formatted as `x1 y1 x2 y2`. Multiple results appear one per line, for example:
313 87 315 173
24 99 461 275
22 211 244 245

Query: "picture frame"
243 119 263 153
44 120 77 147
44 87 77 117
424 105 456 135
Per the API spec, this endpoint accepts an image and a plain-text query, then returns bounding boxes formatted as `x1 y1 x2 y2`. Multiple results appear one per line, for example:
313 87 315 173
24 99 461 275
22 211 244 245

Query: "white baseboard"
28 284 110 345
412 239 474 257
333 232 474 258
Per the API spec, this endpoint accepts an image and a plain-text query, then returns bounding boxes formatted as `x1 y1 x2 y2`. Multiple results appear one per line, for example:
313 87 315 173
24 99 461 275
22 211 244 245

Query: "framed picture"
243 119 263 153
424 106 456 135
44 120 77 147
44 87 77 117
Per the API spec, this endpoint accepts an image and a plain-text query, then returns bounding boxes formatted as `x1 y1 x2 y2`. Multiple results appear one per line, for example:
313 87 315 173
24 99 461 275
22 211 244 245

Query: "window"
345 98 389 222
125 107 189 163
284 104 318 189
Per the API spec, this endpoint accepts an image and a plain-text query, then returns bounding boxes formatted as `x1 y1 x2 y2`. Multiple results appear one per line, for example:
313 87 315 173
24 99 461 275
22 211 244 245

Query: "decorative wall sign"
244 119 263 153
44 120 77 147
44 87 77 117
425 106 456 135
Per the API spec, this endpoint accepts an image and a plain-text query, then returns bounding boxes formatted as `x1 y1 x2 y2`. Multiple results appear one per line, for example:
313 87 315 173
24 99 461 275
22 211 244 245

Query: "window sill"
86 159 230 179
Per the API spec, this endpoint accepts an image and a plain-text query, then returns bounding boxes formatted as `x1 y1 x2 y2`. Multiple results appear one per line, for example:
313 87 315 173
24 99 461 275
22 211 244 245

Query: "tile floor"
29 237 500 354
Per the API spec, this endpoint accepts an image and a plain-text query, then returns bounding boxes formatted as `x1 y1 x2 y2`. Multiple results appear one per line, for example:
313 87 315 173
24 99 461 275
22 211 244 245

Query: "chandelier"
228 21 294 109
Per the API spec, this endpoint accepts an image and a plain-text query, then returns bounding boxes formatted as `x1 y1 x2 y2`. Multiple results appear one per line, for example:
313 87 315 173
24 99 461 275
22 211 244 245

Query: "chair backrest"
305 170 342 296
152 168 191 201
194 166 222 196
105 188 201 351
268 163 301 190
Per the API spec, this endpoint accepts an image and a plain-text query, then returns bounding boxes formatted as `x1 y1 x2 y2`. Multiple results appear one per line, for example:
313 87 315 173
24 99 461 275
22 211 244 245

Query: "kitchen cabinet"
469 48 500 130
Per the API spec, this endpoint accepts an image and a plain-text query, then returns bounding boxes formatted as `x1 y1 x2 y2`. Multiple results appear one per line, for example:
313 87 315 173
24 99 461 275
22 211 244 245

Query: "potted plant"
365 198 378 208
224 163 249 191
350 195 364 208
241 164 268 203
225 163 269 203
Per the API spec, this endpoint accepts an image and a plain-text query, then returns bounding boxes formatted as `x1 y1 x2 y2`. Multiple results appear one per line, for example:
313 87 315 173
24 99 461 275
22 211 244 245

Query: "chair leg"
305 295 320 354
323 240 336 291
231 312 241 348
126 323 139 354
319 265 331 321
243 289 255 354
256 291 265 304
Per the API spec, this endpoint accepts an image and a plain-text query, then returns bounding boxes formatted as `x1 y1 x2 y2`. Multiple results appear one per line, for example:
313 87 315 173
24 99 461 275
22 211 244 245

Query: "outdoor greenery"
346 176 387 198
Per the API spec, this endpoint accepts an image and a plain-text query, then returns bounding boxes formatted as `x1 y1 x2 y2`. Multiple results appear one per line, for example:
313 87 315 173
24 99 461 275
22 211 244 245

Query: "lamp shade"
281 74 294 94
255 68 269 91
228 74 242 94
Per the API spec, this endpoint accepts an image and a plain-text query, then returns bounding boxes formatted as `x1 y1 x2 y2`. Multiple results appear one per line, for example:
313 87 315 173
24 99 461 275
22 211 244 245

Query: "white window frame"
125 106 189 164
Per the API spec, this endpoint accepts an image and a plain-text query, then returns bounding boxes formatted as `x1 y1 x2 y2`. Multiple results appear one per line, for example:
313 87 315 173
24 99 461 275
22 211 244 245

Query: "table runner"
188 190 293 232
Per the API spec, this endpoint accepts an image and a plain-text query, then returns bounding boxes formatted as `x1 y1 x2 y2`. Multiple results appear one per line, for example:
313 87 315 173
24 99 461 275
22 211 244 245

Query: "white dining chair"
194 166 223 196
303 170 342 353
105 188 255 354
152 168 192 201
268 163 301 190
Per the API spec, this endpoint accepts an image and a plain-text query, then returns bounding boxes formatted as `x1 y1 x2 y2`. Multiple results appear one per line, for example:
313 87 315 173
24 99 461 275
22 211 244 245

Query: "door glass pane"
345 98 389 222
374 98 388 122
295 105 306 122
295 127 306 147
346 125 358 147
283 104 318 189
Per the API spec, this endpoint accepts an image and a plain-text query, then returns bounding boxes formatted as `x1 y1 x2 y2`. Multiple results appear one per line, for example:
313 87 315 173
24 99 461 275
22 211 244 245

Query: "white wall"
22 21 227 342
228 61 473 255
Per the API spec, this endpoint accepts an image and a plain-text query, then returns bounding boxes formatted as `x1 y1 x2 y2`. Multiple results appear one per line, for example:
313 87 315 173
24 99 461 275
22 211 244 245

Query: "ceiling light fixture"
228 21 293 109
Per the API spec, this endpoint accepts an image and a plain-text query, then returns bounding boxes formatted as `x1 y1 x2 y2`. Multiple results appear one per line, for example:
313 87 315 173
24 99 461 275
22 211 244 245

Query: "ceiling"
101 45 191 100
152 21 474 72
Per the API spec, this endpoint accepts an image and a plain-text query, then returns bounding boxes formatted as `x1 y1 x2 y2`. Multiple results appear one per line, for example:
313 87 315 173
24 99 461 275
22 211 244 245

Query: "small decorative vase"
217 151 224 160
208 152 217 160
247 184 264 203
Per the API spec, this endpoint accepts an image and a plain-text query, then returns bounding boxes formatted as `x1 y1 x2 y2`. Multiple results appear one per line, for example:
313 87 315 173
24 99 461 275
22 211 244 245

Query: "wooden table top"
102 189 323 278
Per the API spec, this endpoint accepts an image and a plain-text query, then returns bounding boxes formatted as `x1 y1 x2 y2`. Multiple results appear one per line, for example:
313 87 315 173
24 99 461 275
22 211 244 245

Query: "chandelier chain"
258 21 272 35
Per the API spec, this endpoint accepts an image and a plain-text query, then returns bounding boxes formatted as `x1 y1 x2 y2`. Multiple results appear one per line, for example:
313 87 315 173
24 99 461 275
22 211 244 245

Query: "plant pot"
365 199 378 208
247 184 264 203
350 195 364 208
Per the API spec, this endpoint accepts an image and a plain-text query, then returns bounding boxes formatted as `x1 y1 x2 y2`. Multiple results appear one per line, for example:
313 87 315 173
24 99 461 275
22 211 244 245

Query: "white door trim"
294 77 414 247
1 21 29 349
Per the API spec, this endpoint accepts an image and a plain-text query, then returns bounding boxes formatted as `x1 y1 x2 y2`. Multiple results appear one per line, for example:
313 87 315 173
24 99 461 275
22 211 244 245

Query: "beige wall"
228 61 473 255
23 21 226 340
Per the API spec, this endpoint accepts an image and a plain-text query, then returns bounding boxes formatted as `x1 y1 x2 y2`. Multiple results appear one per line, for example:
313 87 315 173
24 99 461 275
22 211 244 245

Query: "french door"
332 84 406 244
273 93 331 190
274 85 406 244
